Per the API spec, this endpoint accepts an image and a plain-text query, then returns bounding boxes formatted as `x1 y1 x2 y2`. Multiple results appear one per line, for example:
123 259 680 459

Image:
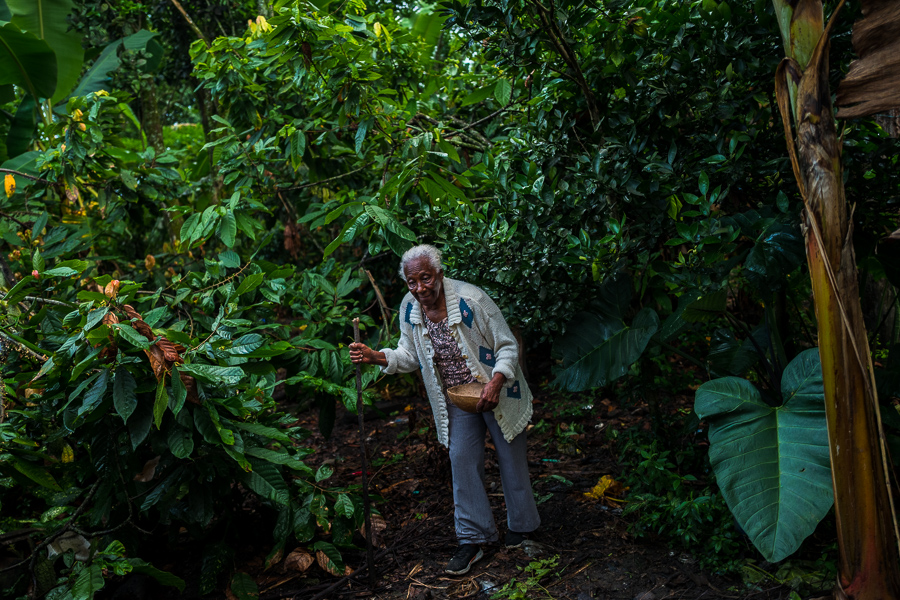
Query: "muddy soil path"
254 391 796 600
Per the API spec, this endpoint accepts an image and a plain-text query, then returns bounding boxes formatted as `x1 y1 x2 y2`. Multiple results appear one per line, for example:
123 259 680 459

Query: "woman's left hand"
477 374 506 413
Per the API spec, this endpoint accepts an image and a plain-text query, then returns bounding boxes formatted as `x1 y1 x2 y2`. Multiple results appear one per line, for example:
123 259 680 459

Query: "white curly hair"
398 244 443 278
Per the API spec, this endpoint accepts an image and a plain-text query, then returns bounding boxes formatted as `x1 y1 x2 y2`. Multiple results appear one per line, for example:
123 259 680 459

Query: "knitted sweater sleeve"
379 304 419 375
473 292 518 383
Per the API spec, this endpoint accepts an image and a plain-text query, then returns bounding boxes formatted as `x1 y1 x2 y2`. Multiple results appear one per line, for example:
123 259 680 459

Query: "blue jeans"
446 401 541 543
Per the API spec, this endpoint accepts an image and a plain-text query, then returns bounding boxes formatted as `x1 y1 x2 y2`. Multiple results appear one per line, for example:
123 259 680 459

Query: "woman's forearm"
368 349 388 367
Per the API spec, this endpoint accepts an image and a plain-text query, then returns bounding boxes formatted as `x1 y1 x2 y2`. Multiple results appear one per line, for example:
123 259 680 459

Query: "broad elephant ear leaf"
0 23 58 101
8 0 84 104
744 222 804 292
695 348 832 563
707 326 768 377
553 307 659 391
657 290 701 342
5 96 36 157
595 273 632 321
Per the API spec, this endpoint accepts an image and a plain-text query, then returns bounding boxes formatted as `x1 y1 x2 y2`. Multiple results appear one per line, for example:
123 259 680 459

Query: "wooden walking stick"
353 318 376 588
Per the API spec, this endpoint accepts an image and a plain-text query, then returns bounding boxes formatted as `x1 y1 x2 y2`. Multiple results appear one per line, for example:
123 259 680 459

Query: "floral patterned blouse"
424 317 477 392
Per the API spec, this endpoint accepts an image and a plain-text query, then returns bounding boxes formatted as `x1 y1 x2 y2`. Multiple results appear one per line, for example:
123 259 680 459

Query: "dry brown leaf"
158 338 183 364
316 551 341 576
64 184 80 204
144 254 156 270
836 0 900 119
104 280 120 299
359 513 388 547
284 549 315 573
146 344 168 381
122 304 142 320
265 547 284 572
300 42 312 67
284 222 301 259
101 313 119 327
133 456 161 482
98 343 117 364
132 320 154 340
180 373 201 405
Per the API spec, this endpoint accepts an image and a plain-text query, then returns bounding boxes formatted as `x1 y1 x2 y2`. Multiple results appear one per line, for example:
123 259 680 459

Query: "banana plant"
0 0 162 163
771 0 900 597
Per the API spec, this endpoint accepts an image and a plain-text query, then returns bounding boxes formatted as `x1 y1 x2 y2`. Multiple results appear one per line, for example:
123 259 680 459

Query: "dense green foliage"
0 0 897 596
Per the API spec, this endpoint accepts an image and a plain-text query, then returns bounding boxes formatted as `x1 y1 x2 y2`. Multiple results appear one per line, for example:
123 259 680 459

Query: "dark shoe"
505 530 529 548
445 544 483 575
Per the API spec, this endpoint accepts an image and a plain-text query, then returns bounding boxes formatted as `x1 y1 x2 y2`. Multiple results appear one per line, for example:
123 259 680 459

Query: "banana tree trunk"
772 1 900 598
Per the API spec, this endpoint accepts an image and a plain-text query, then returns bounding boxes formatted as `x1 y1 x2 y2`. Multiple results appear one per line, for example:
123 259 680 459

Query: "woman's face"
404 257 444 306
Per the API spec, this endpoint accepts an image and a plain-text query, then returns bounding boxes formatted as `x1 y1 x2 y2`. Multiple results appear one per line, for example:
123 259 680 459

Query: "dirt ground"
246 390 802 600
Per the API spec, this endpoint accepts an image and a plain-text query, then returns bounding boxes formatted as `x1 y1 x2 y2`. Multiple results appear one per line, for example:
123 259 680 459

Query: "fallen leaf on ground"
316 550 341 576
284 548 314 573
359 513 388 547
584 474 628 506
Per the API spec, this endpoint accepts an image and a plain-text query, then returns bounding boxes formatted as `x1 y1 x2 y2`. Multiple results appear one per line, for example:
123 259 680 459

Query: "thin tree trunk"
141 79 165 155
772 1 900 598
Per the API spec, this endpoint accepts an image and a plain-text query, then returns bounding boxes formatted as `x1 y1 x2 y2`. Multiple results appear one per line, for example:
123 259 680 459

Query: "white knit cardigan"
379 277 533 447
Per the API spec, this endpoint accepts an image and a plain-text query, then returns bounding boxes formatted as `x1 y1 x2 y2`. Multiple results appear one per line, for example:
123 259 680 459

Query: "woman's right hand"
349 342 387 366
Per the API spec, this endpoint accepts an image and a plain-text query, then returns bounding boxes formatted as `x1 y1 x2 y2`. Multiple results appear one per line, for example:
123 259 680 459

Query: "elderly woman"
349 244 540 575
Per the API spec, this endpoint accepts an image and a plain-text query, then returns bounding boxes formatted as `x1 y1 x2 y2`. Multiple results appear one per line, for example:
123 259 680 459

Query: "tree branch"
0 210 28 228
24 296 76 308
531 0 600 130
0 169 57 186
168 0 210 47
271 161 374 192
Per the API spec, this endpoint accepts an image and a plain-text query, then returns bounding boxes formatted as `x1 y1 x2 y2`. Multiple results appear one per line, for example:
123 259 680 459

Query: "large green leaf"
70 30 161 98
127 559 185 592
553 307 659 391
0 23 57 100
694 348 832 562
744 222 804 292
681 290 727 322
5 95 36 156
72 563 105 600
229 572 259 600
11 456 62 490
706 327 766 376
244 458 289 505
113 367 137 422
8 0 84 104
180 363 245 386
